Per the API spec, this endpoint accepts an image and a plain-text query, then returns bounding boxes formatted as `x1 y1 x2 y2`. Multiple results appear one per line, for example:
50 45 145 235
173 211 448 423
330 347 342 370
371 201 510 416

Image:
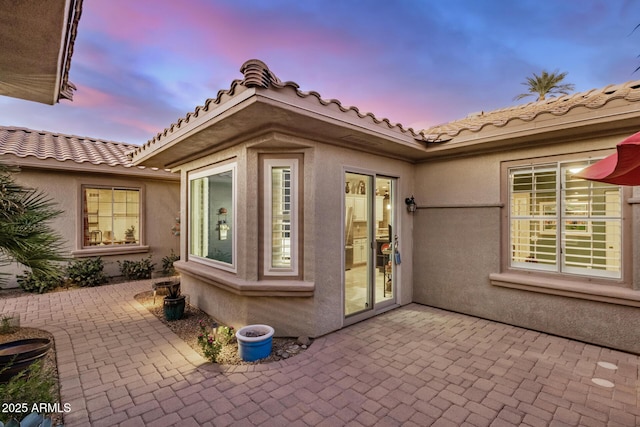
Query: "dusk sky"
2 0 640 145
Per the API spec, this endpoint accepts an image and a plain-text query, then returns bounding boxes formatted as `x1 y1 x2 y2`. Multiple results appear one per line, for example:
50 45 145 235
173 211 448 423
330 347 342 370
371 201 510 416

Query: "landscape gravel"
134 290 311 365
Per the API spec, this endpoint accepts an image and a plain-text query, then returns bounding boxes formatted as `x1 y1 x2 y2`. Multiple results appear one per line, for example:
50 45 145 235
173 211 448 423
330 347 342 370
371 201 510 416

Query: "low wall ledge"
175 260 314 297
490 272 640 308
71 245 150 258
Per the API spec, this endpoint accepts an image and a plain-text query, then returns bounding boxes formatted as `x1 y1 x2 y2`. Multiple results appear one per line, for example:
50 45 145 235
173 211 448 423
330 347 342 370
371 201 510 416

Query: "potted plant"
235 324 274 362
124 225 136 243
163 281 185 321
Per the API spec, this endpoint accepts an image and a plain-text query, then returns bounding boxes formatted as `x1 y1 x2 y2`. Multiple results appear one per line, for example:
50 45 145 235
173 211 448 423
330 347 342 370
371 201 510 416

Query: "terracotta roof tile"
0 126 137 167
422 80 640 141
133 59 421 157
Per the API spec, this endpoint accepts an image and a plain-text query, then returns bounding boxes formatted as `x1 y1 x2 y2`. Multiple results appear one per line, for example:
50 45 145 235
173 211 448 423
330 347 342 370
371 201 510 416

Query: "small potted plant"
124 225 136 243
163 281 185 321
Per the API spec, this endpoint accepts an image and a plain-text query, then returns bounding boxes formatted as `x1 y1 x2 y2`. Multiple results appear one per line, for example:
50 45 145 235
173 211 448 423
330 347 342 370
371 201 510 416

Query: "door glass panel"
344 173 372 316
374 177 394 304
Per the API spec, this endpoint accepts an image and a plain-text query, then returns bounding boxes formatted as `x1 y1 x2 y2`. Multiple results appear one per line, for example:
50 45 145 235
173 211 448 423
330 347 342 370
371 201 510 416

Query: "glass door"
344 172 395 317
374 176 395 306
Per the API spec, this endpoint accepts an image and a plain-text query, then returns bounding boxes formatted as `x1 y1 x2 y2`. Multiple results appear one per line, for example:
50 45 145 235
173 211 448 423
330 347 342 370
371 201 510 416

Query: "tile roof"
0 126 138 168
422 80 640 142
133 59 421 157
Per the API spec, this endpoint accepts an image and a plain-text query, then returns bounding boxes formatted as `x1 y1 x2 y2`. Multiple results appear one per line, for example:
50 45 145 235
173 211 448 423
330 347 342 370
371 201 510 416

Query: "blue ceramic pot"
236 325 274 362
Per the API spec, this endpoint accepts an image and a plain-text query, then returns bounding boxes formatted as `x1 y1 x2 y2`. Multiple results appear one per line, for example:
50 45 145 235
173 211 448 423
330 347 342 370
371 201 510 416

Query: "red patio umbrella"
574 131 640 185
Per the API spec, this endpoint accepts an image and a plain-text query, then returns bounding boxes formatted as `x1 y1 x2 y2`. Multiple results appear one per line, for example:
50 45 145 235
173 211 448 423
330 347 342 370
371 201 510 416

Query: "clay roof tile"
422 80 640 141
0 126 140 168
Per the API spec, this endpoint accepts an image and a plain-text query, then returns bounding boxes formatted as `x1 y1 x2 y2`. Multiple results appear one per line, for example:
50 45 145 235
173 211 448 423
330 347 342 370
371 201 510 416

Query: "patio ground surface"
0 280 638 426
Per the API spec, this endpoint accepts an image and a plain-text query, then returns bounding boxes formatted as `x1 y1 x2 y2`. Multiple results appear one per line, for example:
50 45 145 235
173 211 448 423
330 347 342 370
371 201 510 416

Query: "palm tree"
514 70 575 101
0 163 65 284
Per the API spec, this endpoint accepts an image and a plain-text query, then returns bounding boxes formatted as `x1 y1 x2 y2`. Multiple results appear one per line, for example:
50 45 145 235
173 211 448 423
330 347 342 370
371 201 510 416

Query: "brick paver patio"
1 280 638 426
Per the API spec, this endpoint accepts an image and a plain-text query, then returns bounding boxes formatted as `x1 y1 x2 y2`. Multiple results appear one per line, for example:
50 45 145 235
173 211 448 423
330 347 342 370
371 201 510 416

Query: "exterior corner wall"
180 274 317 337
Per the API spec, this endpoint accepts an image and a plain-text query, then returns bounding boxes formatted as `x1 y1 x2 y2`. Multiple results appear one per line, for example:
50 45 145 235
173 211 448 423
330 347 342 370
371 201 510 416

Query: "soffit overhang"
2 154 179 181
0 0 82 104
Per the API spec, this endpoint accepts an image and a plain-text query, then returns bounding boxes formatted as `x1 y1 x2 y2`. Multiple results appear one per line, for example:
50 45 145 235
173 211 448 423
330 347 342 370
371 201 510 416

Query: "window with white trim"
188 163 236 271
264 159 298 276
509 160 622 279
83 187 140 247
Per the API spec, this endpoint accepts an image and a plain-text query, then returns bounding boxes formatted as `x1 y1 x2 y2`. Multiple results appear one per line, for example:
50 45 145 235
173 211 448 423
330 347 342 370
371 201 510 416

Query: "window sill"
72 245 150 257
175 260 314 297
489 272 640 308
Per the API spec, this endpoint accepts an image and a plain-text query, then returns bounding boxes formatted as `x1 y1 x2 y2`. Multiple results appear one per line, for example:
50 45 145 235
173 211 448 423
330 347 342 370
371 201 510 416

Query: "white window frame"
188 162 237 273
508 159 623 279
263 158 298 276
82 186 142 248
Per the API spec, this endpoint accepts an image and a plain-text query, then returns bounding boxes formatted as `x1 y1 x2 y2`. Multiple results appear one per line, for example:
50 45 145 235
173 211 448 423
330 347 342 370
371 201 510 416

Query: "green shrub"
161 250 180 275
66 257 108 287
0 360 56 422
0 315 17 334
118 256 155 280
16 270 63 294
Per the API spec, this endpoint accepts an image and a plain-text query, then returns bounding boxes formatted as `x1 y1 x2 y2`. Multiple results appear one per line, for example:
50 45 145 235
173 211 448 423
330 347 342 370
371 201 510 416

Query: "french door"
344 172 396 317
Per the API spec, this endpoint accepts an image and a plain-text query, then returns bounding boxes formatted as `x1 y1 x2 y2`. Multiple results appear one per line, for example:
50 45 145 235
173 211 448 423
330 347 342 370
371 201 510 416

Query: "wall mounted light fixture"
405 196 417 213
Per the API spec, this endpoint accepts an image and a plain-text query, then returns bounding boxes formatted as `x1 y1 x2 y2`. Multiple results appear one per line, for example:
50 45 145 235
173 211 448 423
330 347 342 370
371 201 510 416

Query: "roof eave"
2 154 179 181
0 0 82 105
418 101 640 161
132 88 258 168
132 87 426 169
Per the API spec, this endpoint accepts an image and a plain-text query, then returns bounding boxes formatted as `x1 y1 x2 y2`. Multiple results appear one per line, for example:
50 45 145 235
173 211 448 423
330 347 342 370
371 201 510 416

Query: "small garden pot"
236 324 274 362
163 295 186 321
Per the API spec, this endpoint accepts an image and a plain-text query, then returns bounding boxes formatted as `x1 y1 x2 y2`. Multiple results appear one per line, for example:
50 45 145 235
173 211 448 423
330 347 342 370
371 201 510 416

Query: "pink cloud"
84 1 358 66
114 116 163 138
70 85 118 108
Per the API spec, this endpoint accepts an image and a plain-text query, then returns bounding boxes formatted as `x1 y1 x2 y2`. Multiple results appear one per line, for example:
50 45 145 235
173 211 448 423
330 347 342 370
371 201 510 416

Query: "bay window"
189 162 236 271
509 159 622 279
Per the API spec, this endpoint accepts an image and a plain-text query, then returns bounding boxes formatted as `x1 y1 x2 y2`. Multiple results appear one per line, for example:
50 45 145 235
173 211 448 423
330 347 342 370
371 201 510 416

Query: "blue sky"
2 0 639 145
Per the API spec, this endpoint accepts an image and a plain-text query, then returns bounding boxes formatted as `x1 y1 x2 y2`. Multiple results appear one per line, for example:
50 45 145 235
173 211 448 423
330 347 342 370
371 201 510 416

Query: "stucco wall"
175 132 414 337
1 167 180 286
412 133 640 354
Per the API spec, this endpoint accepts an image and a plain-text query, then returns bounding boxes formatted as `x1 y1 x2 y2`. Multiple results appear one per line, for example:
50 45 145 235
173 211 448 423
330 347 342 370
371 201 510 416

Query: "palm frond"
0 162 67 281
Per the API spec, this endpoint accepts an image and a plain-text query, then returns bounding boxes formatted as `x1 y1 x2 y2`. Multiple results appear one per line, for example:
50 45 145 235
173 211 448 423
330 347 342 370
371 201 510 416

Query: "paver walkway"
1 280 639 426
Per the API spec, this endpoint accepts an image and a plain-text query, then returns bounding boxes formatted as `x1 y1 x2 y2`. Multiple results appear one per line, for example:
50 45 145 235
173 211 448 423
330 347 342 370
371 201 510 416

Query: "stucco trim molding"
490 272 640 307
418 203 504 209
174 261 314 297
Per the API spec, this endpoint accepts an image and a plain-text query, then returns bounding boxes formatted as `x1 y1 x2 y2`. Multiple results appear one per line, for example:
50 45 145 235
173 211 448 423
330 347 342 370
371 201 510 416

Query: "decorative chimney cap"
240 59 285 89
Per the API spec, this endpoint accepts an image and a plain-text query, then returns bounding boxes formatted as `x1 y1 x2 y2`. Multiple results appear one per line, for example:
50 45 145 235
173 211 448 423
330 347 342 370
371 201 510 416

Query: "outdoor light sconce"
405 196 417 213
